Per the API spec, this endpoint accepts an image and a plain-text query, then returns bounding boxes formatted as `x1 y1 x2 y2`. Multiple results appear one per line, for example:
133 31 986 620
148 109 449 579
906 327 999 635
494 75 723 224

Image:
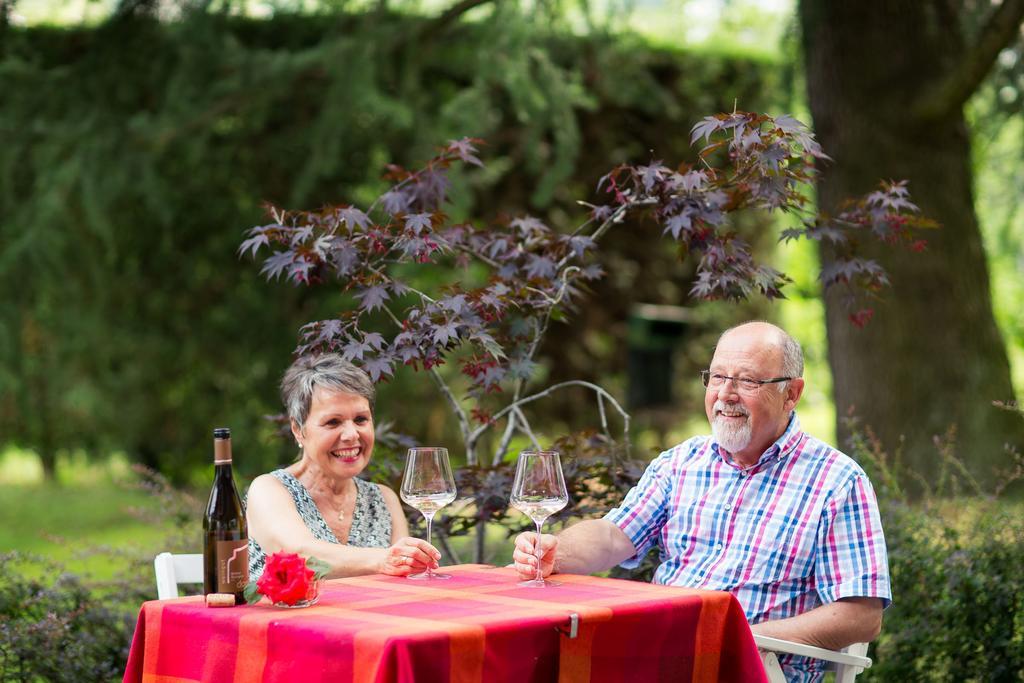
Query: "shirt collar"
713 411 804 472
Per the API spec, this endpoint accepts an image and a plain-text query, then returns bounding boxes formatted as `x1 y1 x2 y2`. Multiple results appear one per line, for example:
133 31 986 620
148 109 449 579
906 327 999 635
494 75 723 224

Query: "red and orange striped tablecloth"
123 564 766 683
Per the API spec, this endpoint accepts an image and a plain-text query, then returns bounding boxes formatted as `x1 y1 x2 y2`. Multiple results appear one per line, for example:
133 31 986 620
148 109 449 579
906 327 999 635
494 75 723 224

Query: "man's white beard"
712 402 752 454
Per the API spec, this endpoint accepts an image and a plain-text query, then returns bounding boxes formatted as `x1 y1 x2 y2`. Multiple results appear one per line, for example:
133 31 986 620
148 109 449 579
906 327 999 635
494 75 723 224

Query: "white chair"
754 635 871 683
154 552 204 599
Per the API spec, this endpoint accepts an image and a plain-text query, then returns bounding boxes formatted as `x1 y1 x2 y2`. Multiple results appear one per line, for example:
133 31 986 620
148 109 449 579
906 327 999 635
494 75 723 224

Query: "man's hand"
513 532 558 580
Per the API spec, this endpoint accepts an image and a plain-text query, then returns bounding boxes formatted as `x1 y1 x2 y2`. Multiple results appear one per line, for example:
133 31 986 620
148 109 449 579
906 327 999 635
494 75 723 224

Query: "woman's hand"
380 536 442 576
513 532 558 580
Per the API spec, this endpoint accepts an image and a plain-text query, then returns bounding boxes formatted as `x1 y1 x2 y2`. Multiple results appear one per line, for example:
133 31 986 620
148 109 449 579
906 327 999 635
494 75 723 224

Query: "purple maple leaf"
440 294 468 315
471 330 506 359
399 237 429 260
393 330 416 347
507 356 536 380
260 251 294 280
318 319 345 342
663 212 692 240
381 189 410 215
510 216 549 236
479 292 502 309
524 254 556 280
637 162 665 192
238 229 270 259
405 213 433 235
676 170 708 193
288 259 314 283
312 234 333 259
342 338 373 361
330 238 360 276
486 236 513 259
773 114 823 155
477 365 506 389
290 225 314 246
363 332 386 350
590 204 614 222
355 285 390 312
395 345 421 364
446 138 483 167
363 355 395 382
735 129 762 150
338 207 371 231
690 116 723 144
432 320 460 346
411 169 450 210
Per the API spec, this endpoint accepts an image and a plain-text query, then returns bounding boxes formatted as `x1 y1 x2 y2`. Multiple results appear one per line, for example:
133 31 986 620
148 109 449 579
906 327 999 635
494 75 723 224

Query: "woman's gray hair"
280 354 376 430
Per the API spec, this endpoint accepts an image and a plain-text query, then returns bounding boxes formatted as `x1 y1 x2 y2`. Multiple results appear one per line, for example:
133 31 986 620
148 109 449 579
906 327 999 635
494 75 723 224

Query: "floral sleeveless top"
247 469 392 579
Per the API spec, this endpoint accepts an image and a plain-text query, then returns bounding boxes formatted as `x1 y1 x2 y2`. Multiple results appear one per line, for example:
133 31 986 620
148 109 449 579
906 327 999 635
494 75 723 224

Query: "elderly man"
513 321 891 682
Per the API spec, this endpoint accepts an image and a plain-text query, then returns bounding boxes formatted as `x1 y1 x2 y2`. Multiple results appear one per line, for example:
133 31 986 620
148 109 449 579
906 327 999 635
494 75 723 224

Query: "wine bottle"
203 427 249 605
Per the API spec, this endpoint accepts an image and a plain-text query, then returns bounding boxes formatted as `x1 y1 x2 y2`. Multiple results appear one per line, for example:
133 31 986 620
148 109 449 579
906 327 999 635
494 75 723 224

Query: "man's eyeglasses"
700 370 793 394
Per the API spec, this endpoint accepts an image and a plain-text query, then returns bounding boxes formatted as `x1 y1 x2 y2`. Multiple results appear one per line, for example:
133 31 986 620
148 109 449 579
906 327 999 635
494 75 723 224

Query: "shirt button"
724 503 732 511
717 543 724 550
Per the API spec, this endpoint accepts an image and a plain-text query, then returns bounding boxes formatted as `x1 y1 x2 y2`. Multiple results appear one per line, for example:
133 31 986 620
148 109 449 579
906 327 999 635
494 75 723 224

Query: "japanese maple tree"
241 111 929 561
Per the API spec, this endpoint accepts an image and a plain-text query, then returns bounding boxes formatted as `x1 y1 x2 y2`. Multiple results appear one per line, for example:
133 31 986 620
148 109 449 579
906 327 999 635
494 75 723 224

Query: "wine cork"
206 593 237 607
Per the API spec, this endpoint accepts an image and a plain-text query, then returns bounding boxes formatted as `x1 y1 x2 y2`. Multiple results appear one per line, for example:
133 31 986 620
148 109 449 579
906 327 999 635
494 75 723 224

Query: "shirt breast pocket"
662 499 729 559
735 505 818 583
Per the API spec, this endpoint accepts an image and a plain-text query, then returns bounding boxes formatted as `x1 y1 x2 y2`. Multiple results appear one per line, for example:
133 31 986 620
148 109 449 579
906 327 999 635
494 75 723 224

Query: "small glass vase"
272 579 321 609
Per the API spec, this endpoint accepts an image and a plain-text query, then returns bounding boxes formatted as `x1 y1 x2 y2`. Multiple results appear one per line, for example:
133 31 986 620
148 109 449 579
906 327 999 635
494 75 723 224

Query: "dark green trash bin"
627 304 690 409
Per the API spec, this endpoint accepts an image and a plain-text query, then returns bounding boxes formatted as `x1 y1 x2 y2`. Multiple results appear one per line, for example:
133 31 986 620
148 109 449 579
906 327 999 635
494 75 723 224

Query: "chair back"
154 552 203 600
754 634 872 683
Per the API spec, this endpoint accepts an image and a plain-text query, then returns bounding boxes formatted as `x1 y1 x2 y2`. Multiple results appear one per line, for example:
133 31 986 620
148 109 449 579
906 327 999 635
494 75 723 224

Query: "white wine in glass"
400 447 457 579
510 449 569 588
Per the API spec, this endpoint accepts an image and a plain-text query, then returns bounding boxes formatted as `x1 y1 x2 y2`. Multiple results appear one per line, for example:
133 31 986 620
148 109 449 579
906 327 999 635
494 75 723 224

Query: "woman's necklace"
304 473 356 525
334 484 355 522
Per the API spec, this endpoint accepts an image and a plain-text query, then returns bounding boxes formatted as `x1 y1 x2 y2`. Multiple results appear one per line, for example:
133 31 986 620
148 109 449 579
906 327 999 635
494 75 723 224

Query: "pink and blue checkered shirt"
605 412 890 682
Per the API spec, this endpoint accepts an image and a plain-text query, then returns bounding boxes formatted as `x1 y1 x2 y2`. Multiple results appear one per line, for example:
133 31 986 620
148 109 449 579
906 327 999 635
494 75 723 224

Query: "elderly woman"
247 353 440 579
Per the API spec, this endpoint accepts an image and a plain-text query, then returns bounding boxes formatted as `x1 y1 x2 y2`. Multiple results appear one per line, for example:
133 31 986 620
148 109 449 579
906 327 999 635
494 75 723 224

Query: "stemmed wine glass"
510 449 569 588
400 447 457 579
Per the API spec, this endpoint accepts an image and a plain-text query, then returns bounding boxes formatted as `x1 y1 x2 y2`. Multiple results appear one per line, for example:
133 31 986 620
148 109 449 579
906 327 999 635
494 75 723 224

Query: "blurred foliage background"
1 0 798 484
2 0 1024 679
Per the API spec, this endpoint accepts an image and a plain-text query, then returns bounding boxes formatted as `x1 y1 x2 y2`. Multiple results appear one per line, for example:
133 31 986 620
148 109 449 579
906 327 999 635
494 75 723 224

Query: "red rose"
256 552 315 605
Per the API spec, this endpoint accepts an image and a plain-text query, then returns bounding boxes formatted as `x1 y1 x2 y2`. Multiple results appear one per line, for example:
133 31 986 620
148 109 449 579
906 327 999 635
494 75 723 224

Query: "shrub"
850 421 1024 682
0 552 134 682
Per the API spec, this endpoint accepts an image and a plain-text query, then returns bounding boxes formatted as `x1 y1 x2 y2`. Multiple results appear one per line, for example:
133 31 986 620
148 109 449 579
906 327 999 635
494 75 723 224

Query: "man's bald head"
717 321 803 381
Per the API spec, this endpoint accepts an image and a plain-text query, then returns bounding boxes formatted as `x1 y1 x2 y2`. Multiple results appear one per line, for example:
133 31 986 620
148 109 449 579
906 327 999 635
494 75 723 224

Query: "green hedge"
0 7 782 482
0 553 135 682
864 501 1024 681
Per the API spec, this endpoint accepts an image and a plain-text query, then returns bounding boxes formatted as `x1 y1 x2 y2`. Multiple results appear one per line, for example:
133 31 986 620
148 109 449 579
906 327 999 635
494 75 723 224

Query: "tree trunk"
799 1 1023 492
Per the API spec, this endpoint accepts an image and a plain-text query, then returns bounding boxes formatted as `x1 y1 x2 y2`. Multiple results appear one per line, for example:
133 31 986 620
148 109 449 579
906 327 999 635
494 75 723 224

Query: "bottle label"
216 540 249 592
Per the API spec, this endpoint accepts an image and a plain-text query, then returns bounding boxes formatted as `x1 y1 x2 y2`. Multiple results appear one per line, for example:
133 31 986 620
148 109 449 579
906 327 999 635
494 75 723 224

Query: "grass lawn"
0 448 184 581
0 448 520 583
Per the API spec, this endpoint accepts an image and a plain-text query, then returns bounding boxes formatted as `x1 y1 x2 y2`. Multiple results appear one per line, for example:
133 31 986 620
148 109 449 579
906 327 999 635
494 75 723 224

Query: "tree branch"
512 406 543 450
475 378 633 466
428 366 474 462
490 411 518 467
912 0 1024 121
413 0 497 44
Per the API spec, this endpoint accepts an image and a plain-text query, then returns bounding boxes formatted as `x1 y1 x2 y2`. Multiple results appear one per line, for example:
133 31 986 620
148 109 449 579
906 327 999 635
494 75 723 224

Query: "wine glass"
400 447 457 579
510 449 569 588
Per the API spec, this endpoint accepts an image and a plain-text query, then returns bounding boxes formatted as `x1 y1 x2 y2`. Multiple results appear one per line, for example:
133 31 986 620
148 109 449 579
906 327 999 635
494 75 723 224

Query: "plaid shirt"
605 413 891 682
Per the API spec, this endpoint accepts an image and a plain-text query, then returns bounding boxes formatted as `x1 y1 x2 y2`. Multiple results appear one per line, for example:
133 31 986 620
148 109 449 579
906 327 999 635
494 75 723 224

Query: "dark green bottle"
203 427 248 604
